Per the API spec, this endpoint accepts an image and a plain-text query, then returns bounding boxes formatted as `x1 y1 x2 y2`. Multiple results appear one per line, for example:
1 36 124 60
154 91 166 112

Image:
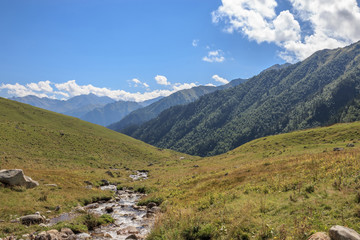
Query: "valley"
1 96 360 239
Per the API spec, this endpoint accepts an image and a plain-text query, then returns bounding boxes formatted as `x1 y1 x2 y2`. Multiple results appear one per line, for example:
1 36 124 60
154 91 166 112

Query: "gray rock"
333 148 345 152
84 203 99 209
20 214 45 225
147 202 157 209
0 169 39 188
329 225 360 240
347 143 355 148
60 228 74 236
76 233 91 239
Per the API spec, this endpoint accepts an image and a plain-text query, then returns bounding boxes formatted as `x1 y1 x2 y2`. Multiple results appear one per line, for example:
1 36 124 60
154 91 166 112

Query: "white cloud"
1 79 213 102
155 75 170 85
0 83 48 98
27 80 53 92
213 0 360 62
202 50 225 63
132 78 141 85
172 82 197 91
131 78 149 88
192 39 199 47
212 74 229 84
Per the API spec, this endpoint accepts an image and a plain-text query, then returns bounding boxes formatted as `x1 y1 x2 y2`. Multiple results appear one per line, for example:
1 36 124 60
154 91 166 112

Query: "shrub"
181 224 215 240
305 185 315 193
138 197 163 206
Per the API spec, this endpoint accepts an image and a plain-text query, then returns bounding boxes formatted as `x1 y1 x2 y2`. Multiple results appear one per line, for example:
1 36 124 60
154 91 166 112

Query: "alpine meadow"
2 1 360 240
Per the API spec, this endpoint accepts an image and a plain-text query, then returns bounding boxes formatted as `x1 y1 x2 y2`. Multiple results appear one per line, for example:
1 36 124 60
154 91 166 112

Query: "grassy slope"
0 97 194 236
2 97 360 239
134 122 360 239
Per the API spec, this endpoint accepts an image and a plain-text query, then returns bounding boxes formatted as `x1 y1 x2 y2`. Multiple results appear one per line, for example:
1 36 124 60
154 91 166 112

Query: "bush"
81 213 114 231
138 197 163 206
181 224 215 240
305 185 315 193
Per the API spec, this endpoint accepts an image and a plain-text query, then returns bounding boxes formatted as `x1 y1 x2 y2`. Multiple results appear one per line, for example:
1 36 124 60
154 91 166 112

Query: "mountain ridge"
109 78 246 131
122 41 360 156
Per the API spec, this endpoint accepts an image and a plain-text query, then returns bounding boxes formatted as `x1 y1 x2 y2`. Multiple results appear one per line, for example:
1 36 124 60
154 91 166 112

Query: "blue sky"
1 0 360 101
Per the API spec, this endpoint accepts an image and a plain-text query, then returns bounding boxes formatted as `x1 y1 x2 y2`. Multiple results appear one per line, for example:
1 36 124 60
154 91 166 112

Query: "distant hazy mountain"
122 41 360 156
79 96 164 126
10 93 116 118
81 101 142 126
108 79 246 131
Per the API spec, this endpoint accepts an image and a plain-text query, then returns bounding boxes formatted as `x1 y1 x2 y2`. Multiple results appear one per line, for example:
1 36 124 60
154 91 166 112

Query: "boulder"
20 214 45 225
307 232 330 240
329 225 360 240
0 169 39 188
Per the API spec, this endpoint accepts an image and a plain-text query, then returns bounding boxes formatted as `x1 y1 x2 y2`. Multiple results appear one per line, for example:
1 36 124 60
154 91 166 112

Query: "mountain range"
108 78 246 131
121 41 360 156
11 78 246 128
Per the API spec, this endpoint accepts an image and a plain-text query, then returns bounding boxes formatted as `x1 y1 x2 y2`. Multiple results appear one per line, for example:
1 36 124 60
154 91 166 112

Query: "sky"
1 0 360 102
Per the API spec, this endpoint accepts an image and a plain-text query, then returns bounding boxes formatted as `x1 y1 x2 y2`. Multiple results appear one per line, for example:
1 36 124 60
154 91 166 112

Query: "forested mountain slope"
109 79 246 131
124 41 360 156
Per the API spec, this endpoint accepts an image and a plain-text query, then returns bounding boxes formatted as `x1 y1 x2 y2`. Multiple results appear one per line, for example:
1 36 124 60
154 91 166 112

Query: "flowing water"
88 190 155 239
46 171 156 239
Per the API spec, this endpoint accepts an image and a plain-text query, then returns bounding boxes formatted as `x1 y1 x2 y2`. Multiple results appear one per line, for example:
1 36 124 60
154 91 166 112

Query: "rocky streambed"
4 171 159 240
88 189 159 239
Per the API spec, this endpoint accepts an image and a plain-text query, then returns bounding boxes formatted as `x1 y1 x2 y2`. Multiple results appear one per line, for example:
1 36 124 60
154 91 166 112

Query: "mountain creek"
3 171 158 240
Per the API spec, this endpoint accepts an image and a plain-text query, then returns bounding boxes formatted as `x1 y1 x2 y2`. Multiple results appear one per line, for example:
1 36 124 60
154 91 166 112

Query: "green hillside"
109 85 218 131
0 97 191 236
124 41 360 157
135 121 360 239
1 97 360 239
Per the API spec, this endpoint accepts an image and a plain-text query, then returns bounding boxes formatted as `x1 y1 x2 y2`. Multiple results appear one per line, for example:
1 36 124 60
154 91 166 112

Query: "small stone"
307 232 330 240
104 233 112 238
54 206 61 211
76 233 91 240
61 228 74 236
44 184 58 187
333 147 344 151
147 202 157 209
105 206 114 213
347 143 355 147
22 234 30 239
74 206 86 213
193 165 199 168
125 235 138 240
84 203 99 209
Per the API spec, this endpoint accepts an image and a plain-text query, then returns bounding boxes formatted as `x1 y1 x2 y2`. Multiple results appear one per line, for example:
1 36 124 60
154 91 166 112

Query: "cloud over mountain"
212 0 360 62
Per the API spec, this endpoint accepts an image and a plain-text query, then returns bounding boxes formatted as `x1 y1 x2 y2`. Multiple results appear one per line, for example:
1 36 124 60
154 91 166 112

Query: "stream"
49 171 157 240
